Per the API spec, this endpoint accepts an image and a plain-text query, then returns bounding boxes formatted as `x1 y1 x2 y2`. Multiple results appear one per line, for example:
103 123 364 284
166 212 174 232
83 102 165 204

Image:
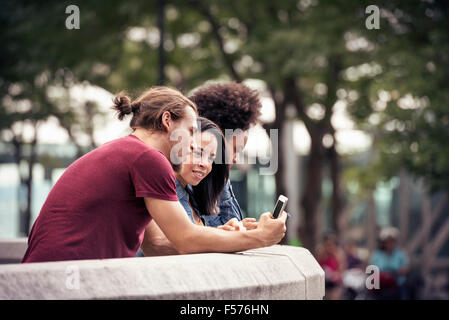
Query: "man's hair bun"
113 93 133 120
131 101 141 113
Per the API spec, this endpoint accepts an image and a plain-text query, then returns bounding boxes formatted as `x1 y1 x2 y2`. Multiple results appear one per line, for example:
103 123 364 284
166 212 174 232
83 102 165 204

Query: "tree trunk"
328 139 344 244
22 123 39 236
324 55 344 243
366 191 377 253
12 136 25 236
23 137 37 236
299 126 325 254
398 170 410 247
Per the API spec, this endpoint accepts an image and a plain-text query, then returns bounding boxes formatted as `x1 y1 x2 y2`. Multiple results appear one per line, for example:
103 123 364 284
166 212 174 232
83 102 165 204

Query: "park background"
1 0 448 299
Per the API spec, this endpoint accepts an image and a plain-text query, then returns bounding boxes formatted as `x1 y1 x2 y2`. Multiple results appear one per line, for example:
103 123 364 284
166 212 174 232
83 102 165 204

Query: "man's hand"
217 212 287 247
256 211 287 246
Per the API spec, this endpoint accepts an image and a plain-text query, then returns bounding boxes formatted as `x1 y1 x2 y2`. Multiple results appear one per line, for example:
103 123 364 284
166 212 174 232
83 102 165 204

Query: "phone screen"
273 199 284 218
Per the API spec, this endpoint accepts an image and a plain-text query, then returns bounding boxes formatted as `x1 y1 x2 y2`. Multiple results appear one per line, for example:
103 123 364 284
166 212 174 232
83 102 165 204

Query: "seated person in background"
317 233 347 300
345 240 365 270
370 227 409 300
140 117 257 256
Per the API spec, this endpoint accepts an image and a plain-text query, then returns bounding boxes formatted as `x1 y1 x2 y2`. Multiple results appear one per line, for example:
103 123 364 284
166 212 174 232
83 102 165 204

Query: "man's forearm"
177 225 266 254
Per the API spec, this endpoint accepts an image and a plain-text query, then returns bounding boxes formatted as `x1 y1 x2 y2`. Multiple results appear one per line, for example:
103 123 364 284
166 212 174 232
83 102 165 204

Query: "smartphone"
272 195 288 218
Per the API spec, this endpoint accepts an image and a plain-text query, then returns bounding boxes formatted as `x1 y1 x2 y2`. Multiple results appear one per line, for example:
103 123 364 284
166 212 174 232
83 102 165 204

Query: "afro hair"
189 82 262 132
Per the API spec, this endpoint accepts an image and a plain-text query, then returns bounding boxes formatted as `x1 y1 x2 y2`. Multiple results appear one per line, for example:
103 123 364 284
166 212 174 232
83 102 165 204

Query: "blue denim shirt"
201 179 243 227
175 179 201 224
177 178 243 227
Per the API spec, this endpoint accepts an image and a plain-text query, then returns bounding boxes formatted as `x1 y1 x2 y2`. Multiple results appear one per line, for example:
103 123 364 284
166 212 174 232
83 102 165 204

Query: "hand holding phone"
272 195 288 219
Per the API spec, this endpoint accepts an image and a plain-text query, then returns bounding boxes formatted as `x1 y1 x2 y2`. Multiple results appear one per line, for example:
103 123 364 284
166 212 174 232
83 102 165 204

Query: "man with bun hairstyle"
22 86 286 263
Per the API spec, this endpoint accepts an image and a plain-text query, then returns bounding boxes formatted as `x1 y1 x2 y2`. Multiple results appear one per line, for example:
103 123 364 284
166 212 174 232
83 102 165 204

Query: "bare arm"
144 197 286 254
141 217 258 256
140 219 178 256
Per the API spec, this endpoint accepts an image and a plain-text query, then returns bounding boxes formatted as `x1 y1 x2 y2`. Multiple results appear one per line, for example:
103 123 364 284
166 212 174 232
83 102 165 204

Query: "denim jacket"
201 179 243 227
177 179 243 227
175 179 202 224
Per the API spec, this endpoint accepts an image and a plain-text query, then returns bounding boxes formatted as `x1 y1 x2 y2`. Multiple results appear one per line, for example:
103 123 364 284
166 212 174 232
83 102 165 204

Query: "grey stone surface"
239 245 325 299
0 244 324 300
0 238 27 264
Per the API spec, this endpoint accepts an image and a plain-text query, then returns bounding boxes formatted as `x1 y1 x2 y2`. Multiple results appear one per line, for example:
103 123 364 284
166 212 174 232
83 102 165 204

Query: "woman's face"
177 131 218 186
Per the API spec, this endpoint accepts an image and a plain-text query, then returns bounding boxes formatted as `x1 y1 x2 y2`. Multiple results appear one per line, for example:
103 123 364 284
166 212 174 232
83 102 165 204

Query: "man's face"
168 107 198 169
226 130 249 168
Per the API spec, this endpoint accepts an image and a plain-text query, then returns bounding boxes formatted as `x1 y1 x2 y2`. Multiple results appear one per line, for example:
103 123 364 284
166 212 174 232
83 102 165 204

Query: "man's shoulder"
219 179 232 200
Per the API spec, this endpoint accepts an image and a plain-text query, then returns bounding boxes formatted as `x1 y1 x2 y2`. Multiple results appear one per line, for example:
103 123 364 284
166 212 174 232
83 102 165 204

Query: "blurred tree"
2 0 448 257
0 80 56 235
354 0 449 192
347 0 449 268
0 0 121 234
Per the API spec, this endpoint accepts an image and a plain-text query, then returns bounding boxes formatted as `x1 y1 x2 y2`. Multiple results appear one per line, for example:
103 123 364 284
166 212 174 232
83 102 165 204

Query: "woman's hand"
217 218 246 231
242 218 258 230
217 218 258 231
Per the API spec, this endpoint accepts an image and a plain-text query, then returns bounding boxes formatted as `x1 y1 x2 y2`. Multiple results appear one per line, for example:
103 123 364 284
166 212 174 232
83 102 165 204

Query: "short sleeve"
130 149 178 201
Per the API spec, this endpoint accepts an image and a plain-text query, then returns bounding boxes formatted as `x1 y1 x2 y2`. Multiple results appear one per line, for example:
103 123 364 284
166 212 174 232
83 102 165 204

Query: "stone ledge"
0 244 324 300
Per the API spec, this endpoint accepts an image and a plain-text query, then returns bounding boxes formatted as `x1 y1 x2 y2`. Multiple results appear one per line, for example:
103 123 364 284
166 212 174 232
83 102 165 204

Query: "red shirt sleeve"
130 149 178 201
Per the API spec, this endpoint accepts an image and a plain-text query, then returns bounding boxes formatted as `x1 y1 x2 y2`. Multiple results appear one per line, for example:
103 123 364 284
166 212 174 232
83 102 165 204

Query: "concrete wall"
0 238 27 264
0 242 324 300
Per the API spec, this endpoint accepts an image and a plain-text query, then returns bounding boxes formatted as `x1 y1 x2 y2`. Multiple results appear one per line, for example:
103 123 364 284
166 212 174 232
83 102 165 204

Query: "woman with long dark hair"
177 117 229 223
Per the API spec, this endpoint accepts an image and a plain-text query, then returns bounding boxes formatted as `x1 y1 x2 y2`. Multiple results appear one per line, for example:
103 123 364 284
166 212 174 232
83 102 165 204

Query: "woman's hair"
189 82 262 132
112 86 197 131
192 117 230 215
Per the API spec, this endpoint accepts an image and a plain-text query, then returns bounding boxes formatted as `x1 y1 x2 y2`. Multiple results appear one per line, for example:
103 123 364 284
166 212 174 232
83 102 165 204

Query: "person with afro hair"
188 82 262 228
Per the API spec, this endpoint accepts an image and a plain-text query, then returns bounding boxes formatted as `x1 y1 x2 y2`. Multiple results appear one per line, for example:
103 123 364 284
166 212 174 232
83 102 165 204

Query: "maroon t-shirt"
22 134 178 263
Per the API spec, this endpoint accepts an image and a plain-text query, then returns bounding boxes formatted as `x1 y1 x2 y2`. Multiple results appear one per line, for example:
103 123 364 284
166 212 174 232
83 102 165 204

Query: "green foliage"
352 0 449 191
1 0 448 192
